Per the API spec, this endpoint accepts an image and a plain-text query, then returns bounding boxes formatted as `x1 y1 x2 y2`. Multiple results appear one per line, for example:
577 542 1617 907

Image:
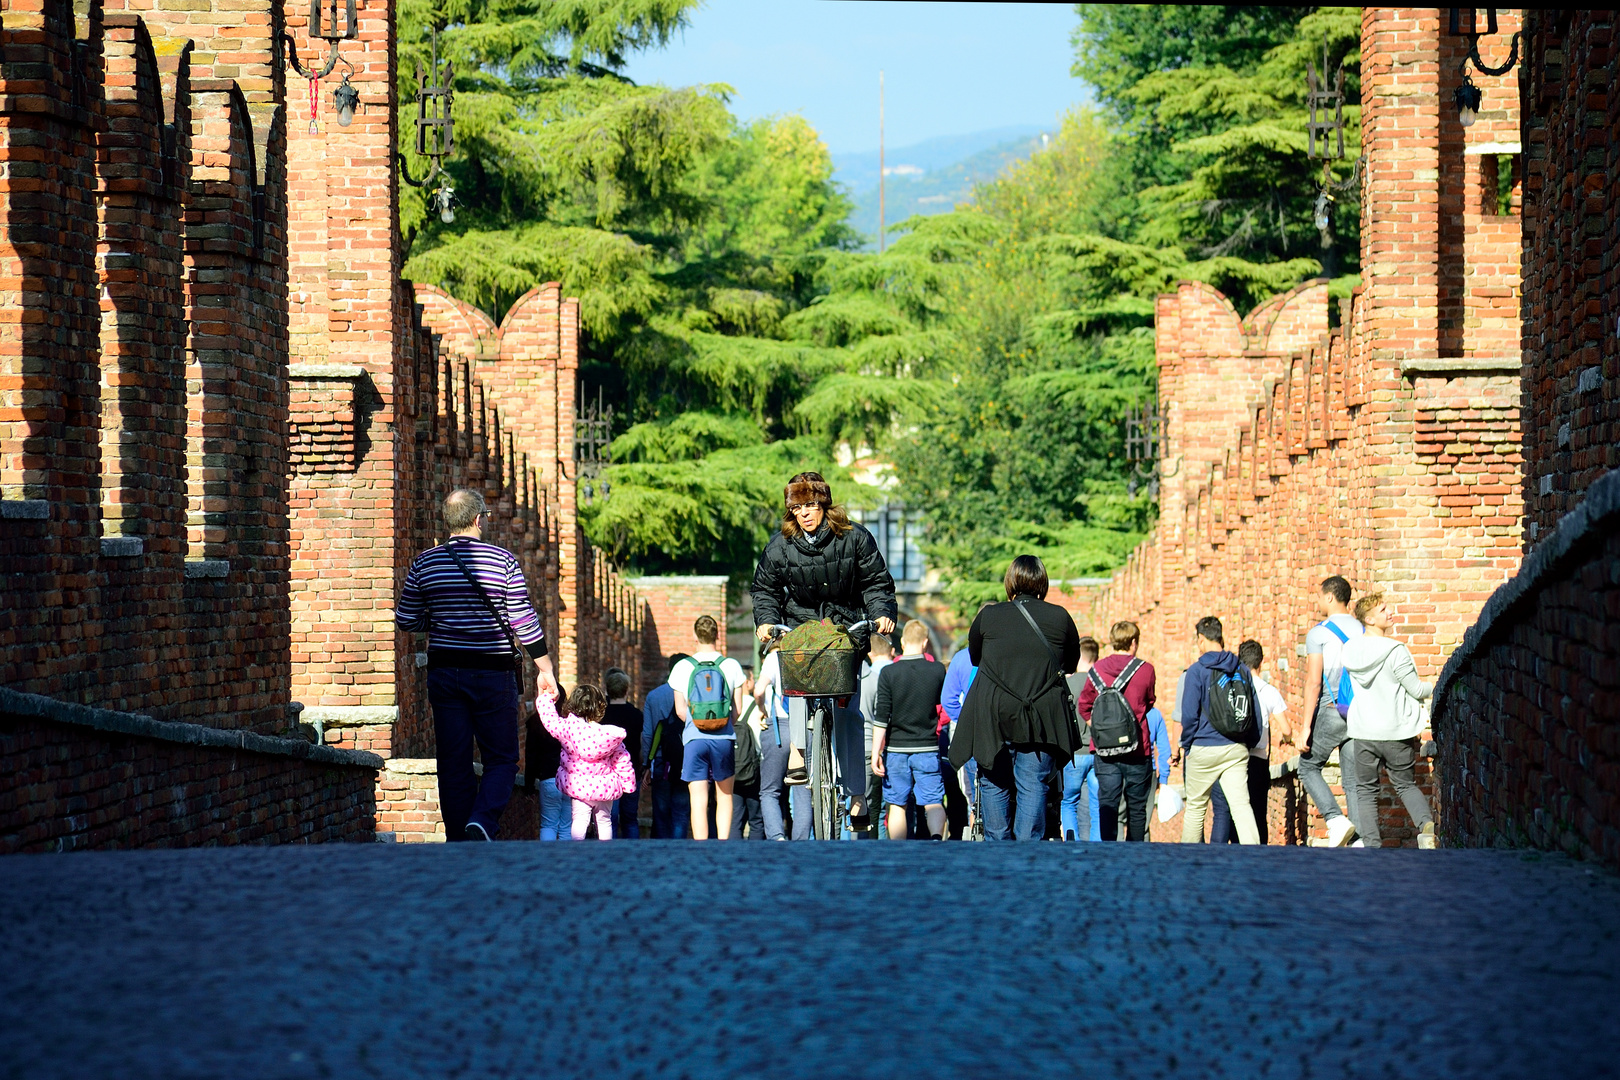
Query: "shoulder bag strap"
444 541 524 665
1013 599 1066 693
1321 619 1350 644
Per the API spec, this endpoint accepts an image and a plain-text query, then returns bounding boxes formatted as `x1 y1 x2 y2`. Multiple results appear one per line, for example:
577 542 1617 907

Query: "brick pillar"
282 0 408 748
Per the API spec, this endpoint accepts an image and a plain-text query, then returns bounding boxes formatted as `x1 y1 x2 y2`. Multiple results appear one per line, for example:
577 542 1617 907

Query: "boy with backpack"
1298 575 1365 847
1075 622 1156 841
871 620 950 840
1209 641 1284 844
1177 617 1262 844
669 615 747 840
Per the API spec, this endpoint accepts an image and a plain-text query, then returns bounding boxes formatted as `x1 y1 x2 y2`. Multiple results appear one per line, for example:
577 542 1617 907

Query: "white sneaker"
1417 822 1437 849
1325 815 1357 847
1349 839 1366 848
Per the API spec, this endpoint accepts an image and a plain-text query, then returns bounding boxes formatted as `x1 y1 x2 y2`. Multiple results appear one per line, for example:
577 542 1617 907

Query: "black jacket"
948 594 1082 770
751 524 898 639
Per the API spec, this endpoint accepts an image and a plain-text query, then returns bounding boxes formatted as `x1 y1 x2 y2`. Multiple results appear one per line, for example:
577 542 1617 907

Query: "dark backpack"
687 658 732 732
1086 658 1144 759
733 700 761 785
1205 666 1257 744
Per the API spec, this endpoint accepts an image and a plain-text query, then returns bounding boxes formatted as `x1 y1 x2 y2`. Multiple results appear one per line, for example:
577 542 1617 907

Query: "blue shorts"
882 750 944 807
680 738 736 783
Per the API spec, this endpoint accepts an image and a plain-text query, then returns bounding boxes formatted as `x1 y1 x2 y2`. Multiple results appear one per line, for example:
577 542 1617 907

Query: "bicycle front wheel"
809 700 838 840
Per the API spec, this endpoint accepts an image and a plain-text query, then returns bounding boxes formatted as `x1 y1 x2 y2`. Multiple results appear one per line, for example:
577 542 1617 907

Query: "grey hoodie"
1342 635 1432 741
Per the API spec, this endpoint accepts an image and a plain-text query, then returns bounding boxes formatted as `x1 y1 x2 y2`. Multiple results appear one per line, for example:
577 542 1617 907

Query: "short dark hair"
693 615 719 644
1078 636 1100 663
1237 639 1263 669
1321 575 1352 605
1195 616 1224 645
1003 554 1049 600
666 652 691 675
604 667 632 699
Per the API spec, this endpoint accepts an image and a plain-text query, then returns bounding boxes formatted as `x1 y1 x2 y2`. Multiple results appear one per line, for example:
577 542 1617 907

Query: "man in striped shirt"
397 488 557 841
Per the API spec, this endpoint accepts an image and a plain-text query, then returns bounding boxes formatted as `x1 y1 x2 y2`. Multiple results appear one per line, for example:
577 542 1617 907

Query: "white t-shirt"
1305 613 1364 704
669 651 747 743
1250 673 1287 760
757 650 791 721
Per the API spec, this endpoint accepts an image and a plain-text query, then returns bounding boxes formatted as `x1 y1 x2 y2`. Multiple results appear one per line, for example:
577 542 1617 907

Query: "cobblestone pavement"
2 843 1616 1078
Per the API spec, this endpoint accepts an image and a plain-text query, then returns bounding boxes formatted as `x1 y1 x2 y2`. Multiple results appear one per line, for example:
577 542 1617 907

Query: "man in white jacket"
1341 593 1436 849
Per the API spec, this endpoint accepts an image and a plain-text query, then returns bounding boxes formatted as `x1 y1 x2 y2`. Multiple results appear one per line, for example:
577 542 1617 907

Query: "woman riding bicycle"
752 472 897 829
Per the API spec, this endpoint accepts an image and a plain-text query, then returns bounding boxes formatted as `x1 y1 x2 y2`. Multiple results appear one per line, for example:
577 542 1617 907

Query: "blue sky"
620 0 1089 154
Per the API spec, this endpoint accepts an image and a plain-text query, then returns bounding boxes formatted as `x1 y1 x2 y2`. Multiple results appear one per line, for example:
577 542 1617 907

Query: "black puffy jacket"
751 524 898 638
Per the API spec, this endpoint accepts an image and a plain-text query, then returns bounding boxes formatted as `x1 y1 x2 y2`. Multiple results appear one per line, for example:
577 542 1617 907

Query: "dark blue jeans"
427 667 520 841
978 746 1055 841
649 762 690 839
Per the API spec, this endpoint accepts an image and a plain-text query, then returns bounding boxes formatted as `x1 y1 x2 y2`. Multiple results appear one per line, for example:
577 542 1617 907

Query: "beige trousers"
1181 742 1261 844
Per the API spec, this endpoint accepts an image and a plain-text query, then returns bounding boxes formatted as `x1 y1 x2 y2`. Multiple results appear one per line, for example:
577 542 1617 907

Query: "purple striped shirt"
396 537 546 668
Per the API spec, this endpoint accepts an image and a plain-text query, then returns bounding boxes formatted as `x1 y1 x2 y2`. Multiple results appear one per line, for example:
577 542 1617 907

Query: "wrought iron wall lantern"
1305 40 1365 249
1448 8 1520 129
398 26 456 223
1125 399 1178 500
283 0 361 133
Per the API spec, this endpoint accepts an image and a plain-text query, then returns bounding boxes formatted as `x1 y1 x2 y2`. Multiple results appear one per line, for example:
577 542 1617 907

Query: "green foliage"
407 3 1365 607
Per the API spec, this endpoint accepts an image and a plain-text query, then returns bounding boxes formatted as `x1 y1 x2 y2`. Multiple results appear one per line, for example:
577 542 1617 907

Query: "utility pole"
878 69 885 254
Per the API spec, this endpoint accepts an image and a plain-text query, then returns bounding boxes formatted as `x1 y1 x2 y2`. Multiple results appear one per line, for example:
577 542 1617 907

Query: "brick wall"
1518 9 1618 541
1063 9 1524 846
0 688 378 852
1430 10 1620 866
632 576 730 696
0 0 379 848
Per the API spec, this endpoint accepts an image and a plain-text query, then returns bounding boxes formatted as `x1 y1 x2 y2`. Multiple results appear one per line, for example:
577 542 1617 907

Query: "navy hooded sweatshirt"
1178 650 1261 749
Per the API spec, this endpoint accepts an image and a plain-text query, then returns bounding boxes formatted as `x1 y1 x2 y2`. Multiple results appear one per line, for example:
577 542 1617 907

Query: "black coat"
751 524 898 638
948 594 1082 770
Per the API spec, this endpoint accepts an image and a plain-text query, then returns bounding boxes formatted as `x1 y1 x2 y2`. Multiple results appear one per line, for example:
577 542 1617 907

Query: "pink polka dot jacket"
539 694 637 803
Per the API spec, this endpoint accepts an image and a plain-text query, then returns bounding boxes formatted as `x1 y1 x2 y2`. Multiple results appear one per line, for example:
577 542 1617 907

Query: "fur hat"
784 472 832 509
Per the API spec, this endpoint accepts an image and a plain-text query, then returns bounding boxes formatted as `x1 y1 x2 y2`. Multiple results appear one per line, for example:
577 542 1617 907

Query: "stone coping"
299 705 398 726
0 686 383 771
1400 356 1520 376
288 363 365 379
1433 466 1620 723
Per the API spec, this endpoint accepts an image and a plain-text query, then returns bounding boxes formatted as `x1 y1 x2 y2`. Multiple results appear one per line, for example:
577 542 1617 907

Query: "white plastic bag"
1156 784 1184 822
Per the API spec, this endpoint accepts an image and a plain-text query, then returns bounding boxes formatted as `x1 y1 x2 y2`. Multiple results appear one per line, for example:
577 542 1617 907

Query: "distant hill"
832 127 1052 249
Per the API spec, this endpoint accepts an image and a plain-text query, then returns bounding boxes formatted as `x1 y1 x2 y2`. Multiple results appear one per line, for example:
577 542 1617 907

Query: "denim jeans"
613 796 640 840
978 746 1055 841
730 779 765 839
1095 758 1153 841
538 778 574 842
649 762 690 839
1299 697 1359 824
427 667 520 840
1061 752 1101 841
758 713 792 840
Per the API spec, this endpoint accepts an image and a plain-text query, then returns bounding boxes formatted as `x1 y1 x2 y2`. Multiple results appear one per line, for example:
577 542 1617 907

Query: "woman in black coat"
751 471 898 825
947 554 1082 840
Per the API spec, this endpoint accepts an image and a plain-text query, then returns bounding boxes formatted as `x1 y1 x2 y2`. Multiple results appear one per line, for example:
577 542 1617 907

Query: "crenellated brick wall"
1431 10 1620 866
1060 9 1525 846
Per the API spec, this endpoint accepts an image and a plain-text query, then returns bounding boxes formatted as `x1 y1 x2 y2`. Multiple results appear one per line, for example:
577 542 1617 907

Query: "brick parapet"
1063 10 1526 845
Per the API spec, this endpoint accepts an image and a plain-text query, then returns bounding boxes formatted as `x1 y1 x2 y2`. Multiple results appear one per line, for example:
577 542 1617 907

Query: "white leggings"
571 798 614 841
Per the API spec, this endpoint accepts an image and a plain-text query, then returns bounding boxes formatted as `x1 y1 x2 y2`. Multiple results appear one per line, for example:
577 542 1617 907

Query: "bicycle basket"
777 620 860 697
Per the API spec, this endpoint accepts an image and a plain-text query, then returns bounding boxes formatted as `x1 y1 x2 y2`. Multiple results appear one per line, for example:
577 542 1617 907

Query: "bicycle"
768 619 873 841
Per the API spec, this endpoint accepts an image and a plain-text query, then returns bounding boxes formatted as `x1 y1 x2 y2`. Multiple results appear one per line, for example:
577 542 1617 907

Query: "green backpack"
687 658 732 732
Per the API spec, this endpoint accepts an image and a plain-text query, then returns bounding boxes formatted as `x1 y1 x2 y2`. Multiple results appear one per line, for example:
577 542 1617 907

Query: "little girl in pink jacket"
540 684 636 840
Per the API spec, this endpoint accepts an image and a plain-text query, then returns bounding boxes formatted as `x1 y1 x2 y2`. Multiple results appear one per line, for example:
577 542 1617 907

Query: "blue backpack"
1321 621 1356 718
686 659 732 732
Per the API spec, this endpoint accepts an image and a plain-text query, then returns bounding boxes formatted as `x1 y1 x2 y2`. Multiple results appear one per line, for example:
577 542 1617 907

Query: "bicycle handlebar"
763 619 878 637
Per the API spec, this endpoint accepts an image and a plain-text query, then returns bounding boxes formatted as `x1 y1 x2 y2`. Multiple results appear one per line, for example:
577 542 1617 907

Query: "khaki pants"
1181 743 1260 844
